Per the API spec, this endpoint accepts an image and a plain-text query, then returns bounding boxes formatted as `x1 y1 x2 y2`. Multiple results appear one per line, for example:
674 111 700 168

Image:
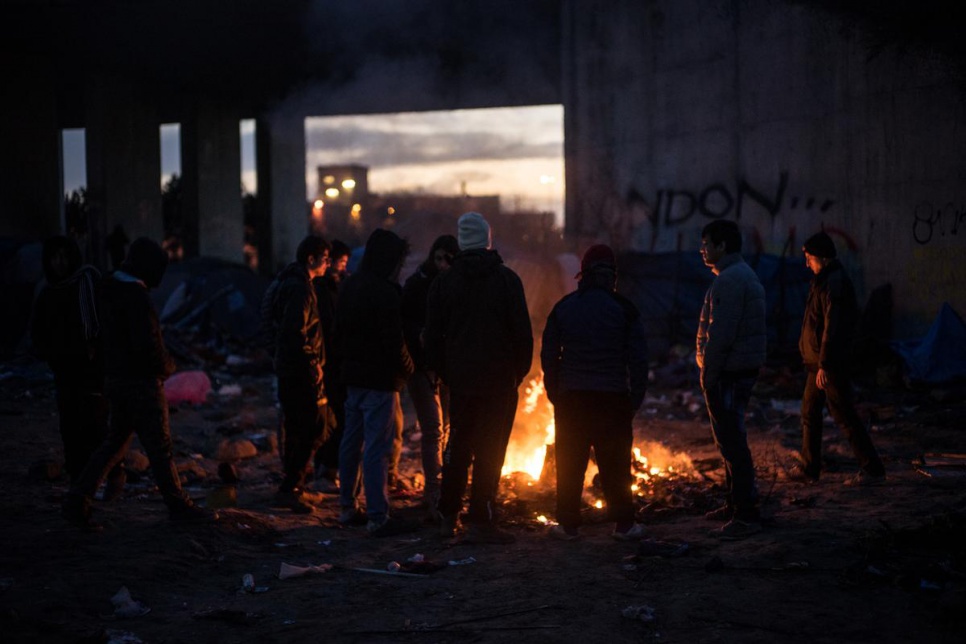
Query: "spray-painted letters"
653 172 835 228
912 201 966 245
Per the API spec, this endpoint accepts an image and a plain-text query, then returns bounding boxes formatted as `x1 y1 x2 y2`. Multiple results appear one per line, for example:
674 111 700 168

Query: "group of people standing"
34 212 884 542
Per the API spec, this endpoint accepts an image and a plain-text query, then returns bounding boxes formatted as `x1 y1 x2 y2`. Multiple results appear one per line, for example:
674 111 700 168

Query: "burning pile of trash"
497 376 718 527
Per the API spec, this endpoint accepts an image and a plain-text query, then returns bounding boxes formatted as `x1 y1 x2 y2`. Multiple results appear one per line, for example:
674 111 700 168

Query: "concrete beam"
256 113 308 274
85 75 163 267
181 101 243 262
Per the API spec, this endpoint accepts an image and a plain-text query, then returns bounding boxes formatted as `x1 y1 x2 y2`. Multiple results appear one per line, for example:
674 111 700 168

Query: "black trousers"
554 390 635 529
438 386 517 523
703 372 759 520
800 370 884 478
314 380 346 473
278 376 329 492
54 380 119 480
72 379 187 512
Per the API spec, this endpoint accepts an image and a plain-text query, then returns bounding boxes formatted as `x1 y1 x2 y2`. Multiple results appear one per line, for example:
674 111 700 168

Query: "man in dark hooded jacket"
63 238 214 530
541 244 648 541
263 235 331 513
334 229 416 537
796 231 885 485
425 212 533 544
31 236 124 494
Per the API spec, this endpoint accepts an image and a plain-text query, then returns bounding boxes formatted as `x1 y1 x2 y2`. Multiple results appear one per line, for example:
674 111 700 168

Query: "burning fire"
501 375 696 496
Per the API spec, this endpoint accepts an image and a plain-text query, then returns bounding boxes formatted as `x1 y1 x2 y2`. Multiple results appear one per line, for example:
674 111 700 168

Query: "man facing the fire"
696 220 767 539
541 244 649 541
425 212 533 544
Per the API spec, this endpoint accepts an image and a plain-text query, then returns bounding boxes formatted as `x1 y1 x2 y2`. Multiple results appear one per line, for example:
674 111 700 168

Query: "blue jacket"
540 274 648 410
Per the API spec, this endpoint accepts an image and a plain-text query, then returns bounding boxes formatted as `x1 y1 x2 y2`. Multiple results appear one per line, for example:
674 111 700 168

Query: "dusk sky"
62 105 565 225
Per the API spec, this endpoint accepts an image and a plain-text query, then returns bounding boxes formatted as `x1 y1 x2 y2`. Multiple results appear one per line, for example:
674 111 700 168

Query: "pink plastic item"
164 370 212 405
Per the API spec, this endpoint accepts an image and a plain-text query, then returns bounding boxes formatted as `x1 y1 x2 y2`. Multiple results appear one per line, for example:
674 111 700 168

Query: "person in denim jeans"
696 221 767 539
334 230 416 537
401 235 459 514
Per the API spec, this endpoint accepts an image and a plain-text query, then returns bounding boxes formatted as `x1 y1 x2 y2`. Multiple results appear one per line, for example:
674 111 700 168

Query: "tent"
891 303 966 384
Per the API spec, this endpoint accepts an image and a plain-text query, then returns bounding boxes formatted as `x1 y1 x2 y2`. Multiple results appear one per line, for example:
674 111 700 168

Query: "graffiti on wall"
650 171 836 229
912 201 966 245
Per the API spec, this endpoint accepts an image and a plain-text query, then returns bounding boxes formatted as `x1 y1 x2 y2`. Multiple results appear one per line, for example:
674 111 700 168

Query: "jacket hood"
359 229 409 281
452 248 504 279
120 238 168 288
278 261 308 283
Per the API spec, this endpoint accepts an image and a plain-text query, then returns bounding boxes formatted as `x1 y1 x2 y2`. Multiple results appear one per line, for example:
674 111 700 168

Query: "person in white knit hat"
424 212 532 544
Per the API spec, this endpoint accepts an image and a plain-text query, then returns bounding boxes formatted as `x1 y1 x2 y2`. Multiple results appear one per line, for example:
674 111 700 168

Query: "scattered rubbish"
217 384 243 396
448 557 477 566
621 604 656 622
790 496 818 508
407 553 425 563
636 539 690 558
783 561 809 570
278 562 333 580
920 579 943 591
318 540 332 547
215 438 257 461
27 458 61 482
242 573 255 592
110 586 151 618
164 370 212 405
387 561 402 572
218 462 240 484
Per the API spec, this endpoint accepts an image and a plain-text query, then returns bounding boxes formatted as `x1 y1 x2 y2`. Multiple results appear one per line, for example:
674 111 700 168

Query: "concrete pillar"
255 113 307 274
0 58 62 239
85 75 163 266
181 101 243 262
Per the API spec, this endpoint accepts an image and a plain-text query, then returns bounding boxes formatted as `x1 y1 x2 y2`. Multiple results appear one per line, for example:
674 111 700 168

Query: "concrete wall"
563 0 966 337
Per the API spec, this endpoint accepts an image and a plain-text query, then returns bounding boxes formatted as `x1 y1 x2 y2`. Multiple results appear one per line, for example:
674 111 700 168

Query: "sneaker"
704 504 733 522
440 514 461 538
612 522 647 541
466 523 516 545
712 519 762 540
169 501 219 523
274 489 313 514
338 507 368 526
368 515 420 538
843 471 886 487
548 525 579 541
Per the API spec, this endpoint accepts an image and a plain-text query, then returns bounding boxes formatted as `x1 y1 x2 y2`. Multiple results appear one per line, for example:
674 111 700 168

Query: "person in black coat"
264 236 332 513
63 238 215 530
541 244 648 541
425 212 533 544
796 231 885 486
334 229 417 537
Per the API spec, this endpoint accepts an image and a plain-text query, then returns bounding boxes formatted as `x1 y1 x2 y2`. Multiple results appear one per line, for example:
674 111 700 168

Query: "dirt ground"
1 359 965 644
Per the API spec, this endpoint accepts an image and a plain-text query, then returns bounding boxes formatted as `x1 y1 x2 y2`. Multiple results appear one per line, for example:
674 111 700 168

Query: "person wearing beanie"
334 229 419 537
541 244 649 542
796 231 885 486
425 212 532 544
696 220 767 539
262 235 332 514
64 238 216 530
457 212 491 250
401 234 460 518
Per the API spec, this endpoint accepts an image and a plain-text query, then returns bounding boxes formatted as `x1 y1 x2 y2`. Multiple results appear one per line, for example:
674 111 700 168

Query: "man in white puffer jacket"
696 220 767 540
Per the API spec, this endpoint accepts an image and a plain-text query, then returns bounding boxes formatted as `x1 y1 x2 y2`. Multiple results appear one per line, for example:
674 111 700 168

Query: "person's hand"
816 368 828 391
315 362 324 385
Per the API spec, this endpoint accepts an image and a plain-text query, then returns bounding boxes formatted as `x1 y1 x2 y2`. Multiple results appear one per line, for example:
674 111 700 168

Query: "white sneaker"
612 523 647 541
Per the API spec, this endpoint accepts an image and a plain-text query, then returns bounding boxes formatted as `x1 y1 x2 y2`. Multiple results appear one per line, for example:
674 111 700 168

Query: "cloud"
305 105 562 168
